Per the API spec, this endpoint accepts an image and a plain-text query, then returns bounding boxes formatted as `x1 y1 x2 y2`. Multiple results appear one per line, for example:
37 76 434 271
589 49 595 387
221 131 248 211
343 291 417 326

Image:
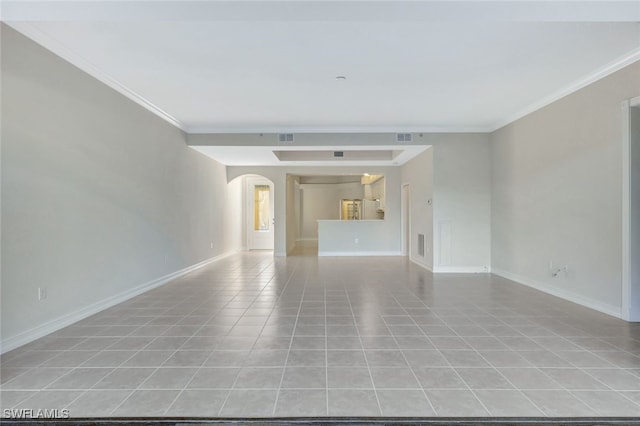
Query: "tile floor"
2 252 640 418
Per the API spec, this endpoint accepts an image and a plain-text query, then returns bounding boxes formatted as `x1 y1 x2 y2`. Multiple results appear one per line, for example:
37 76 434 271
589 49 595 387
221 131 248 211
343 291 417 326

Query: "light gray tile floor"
2 252 640 418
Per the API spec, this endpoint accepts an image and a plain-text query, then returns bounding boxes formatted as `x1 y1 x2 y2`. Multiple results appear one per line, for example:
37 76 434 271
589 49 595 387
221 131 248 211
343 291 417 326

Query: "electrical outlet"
38 287 47 300
210 242 213 249
550 261 569 278
354 238 359 244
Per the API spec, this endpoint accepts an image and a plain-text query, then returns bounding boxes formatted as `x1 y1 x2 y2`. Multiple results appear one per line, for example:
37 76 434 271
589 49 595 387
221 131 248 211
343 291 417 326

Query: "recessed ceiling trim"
187 126 494 134
490 47 640 132
6 21 186 132
190 144 429 166
271 150 397 162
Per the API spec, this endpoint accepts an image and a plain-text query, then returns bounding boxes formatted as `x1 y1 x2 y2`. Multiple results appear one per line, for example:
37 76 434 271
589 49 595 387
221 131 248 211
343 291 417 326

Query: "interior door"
248 177 274 250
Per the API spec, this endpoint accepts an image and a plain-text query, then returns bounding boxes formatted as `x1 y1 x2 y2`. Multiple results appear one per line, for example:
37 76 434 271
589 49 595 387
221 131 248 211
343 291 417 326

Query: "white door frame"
246 176 275 250
622 96 640 321
402 183 411 257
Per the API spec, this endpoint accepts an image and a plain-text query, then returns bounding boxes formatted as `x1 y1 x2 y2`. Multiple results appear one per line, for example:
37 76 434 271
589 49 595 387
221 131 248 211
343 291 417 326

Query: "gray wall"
490 61 640 316
299 182 364 240
317 220 399 255
431 134 491 272
401 147 434 269
1 25 242 350
402 135 491 272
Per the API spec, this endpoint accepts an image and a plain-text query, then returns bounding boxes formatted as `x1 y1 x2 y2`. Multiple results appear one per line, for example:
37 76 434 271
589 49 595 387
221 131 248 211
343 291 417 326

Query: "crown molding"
7 21 640 137
7 22 186 132
186 126 493 134
490 47 640 132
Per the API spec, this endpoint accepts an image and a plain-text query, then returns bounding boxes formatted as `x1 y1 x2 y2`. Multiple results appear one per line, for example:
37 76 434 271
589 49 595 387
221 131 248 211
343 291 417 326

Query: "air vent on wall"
396 133 412 143
278 133 294 143
333 151 344 157
417 234 425 257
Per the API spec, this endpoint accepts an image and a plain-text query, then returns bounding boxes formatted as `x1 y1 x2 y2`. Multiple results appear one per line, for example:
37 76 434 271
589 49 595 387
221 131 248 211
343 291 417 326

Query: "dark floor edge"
2 417 640 426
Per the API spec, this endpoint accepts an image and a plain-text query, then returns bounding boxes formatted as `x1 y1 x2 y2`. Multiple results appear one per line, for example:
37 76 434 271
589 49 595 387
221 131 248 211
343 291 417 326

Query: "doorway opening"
285 173 386 256
623 96 640 321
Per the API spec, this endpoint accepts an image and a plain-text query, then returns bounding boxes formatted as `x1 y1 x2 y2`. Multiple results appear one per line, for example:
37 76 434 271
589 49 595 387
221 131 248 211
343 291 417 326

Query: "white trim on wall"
622 95 640 322
491 50 640 132
401 183 411 257
410 257 433 272
0 252 236 354
7 22 186 132
318 251 402 257
9 23 639 138
409 258 487 274
623 99 632 321
493 268 623 319
434 266 490 273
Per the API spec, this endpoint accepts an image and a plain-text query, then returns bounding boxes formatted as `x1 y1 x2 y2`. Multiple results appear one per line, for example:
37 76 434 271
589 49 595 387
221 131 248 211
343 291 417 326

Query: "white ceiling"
4 1 640 164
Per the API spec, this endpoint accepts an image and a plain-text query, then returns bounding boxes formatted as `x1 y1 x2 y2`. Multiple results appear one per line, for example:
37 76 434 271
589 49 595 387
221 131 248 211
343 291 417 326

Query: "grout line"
145 308 223 414
108 254 271 416
441 307 567 417
217 254 292 417
324 278 329 416
391 293 493 416
183 263 282 416
7 253 640 418
260 257 301 417
9 385 632 392
435 314 547 416
344 286 383 416
389 295 477 415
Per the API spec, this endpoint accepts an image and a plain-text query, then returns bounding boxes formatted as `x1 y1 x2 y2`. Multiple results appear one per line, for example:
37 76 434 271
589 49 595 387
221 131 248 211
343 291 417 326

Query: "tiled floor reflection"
2 252 640 418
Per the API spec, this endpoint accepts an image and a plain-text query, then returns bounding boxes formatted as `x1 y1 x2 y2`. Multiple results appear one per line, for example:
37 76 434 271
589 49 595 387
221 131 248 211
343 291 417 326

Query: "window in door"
254 185 271 231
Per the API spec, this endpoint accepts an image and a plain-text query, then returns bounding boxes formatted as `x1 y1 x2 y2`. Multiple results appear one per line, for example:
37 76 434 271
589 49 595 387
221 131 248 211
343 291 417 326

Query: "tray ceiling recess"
187 133 430 166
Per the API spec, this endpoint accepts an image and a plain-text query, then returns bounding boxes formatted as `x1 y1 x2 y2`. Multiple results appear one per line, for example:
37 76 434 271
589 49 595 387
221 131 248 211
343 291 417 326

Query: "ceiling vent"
278 133 294 143
333 151 344 158
396 133 412 143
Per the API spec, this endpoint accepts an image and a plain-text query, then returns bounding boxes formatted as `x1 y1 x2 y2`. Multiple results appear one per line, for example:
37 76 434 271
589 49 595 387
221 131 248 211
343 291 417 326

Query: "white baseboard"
0 252 235 354
434 266 491 273
409 256 433 272
318 251 402 257
492 268 622 319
